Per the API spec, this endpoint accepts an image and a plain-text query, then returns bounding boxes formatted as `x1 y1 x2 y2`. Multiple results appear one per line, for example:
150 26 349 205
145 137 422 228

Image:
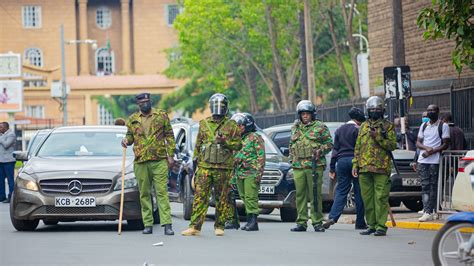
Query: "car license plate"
402 178 421 187
55 197 96 207
259 185 275 194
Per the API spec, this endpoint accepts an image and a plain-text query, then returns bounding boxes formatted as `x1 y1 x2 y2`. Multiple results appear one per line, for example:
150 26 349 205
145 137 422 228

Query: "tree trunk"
341 0 360 98
265 4 289 111
327 9 354 98
243 64 259 113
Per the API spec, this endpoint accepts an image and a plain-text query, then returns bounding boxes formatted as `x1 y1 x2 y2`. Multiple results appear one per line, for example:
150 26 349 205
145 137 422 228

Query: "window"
98 105 114 125
96 6 112 29
22 6 41 28
166 5 182 26
24 48 43 67
95 48 114 75
26 105 45 118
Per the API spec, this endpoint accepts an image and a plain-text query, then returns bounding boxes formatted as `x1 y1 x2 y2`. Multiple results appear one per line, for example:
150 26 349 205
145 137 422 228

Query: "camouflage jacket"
289 119 333 169
125 108 176 163
352 119 397 175
193 116 241 170
234 132 265 180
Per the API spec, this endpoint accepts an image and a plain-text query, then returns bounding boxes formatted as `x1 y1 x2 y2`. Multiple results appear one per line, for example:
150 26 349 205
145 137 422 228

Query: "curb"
385 221 444 231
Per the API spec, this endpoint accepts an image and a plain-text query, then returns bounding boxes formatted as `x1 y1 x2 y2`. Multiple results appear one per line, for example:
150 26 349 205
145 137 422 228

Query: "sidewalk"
332 206 447 231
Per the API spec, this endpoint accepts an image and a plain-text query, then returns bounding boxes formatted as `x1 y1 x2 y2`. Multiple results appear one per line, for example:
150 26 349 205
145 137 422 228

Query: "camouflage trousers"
190 167 232 230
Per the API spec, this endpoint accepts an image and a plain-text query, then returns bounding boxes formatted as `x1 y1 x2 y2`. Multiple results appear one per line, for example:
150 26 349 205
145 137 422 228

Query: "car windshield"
37 131 134 157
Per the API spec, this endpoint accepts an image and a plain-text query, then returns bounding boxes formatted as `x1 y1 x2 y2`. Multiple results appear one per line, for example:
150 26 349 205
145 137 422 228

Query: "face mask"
422 117 430 123
368 111 383 120
139 102 152 113
427 112 438 121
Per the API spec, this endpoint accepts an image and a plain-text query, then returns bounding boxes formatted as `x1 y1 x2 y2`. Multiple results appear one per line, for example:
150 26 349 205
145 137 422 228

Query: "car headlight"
286 168 294 181
17 176 39 191
114 174 138 190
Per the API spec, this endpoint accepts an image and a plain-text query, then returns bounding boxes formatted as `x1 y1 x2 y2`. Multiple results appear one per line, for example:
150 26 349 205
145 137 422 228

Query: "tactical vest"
201 119 232 164
293 130 315 159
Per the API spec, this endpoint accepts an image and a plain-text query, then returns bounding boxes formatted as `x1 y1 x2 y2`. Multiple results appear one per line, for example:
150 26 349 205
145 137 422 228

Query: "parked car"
169 118 296 222
10 126 150 231
264 122 423 213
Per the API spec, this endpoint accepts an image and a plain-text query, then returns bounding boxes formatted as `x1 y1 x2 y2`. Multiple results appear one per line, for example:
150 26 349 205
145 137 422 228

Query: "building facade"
0 0 183 130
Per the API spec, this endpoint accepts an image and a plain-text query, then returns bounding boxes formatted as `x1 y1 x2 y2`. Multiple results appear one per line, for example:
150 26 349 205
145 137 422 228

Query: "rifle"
312 151 320 215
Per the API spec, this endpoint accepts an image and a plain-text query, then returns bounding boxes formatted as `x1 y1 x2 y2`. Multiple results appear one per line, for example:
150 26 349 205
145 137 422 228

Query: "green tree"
417 0 474 73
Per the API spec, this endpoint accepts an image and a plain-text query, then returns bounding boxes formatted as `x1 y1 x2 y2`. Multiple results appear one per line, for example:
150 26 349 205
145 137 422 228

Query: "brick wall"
368 0 474 92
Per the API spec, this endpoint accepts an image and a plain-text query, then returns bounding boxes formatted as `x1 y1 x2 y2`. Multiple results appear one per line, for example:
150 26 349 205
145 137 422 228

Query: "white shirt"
417 120 450 164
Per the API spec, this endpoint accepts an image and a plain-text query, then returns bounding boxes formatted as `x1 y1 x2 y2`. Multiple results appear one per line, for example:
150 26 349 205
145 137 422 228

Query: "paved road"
0 203 437 266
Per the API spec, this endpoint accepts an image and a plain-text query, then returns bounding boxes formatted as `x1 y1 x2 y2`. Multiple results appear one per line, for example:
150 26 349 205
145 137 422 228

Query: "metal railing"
436 150 469 214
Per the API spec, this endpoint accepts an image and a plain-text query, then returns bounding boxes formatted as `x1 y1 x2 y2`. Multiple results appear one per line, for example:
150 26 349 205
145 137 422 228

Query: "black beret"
135 93 150 101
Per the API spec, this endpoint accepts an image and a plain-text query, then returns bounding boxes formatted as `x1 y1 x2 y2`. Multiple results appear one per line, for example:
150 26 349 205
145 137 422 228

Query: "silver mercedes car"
10 126 145 231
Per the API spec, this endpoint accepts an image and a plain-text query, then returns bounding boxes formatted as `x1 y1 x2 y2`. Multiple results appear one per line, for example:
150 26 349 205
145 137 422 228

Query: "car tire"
43 220 59 226
127 219 144 230
11 217 39 231
183 174 193 221
280 207 297 222
403 199 423 212
332 183 356 214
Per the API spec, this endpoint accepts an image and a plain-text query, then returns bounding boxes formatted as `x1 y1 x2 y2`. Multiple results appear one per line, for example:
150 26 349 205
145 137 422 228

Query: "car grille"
260 169 283 186
32 205 118 215
394 159 415 173
39 178 112 195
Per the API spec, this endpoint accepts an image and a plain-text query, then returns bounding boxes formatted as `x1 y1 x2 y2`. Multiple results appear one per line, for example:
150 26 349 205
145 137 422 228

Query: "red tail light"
458 157 474 173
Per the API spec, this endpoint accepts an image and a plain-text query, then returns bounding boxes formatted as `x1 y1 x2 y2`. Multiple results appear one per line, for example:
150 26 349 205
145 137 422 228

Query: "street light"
352 33 369 55
60 24 97 126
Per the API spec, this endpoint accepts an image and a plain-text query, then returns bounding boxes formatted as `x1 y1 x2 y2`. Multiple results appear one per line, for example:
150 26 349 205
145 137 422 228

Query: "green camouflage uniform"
290 119 333 227
352 118 396 232
125 108 175 227
190 116 241 230
233 132 265 215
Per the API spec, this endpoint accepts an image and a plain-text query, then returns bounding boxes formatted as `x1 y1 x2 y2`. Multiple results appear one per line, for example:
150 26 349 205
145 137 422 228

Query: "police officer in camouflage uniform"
181 93 242 236
122 93 176 235
352 96 396 236
289 100 333 232
230 113 265 231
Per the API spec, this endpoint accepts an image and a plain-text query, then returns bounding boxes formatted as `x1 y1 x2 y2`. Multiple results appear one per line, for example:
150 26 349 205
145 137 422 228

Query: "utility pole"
304 0 316 103
392 0 406 66
60 24 68 126
299 10 308 100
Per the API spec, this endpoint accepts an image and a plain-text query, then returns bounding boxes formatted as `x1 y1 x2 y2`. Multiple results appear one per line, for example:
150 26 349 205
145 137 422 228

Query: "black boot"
290 224 307 232
224 220 240 230
164 224 174 235
245 214 259 231
241 215 250 230
360 228 376 235
142 226 153 234
313 224 325 232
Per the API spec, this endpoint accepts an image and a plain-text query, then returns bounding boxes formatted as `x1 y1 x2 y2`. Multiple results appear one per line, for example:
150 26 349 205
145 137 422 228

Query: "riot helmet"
365 96 385 120
296 100 316 121
209 93 228 116
231 112 256 134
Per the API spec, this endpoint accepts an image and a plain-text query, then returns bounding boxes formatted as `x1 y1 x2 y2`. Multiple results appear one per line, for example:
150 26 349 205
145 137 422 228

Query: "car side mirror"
13 151 29 162
280 147 290 157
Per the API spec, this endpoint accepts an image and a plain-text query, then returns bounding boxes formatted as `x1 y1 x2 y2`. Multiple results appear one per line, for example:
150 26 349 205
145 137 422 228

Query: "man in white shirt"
416 105 450 221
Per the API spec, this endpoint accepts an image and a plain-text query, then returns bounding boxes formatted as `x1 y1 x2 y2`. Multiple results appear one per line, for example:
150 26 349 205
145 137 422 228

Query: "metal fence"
255 78 474 149
436 150 468 214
